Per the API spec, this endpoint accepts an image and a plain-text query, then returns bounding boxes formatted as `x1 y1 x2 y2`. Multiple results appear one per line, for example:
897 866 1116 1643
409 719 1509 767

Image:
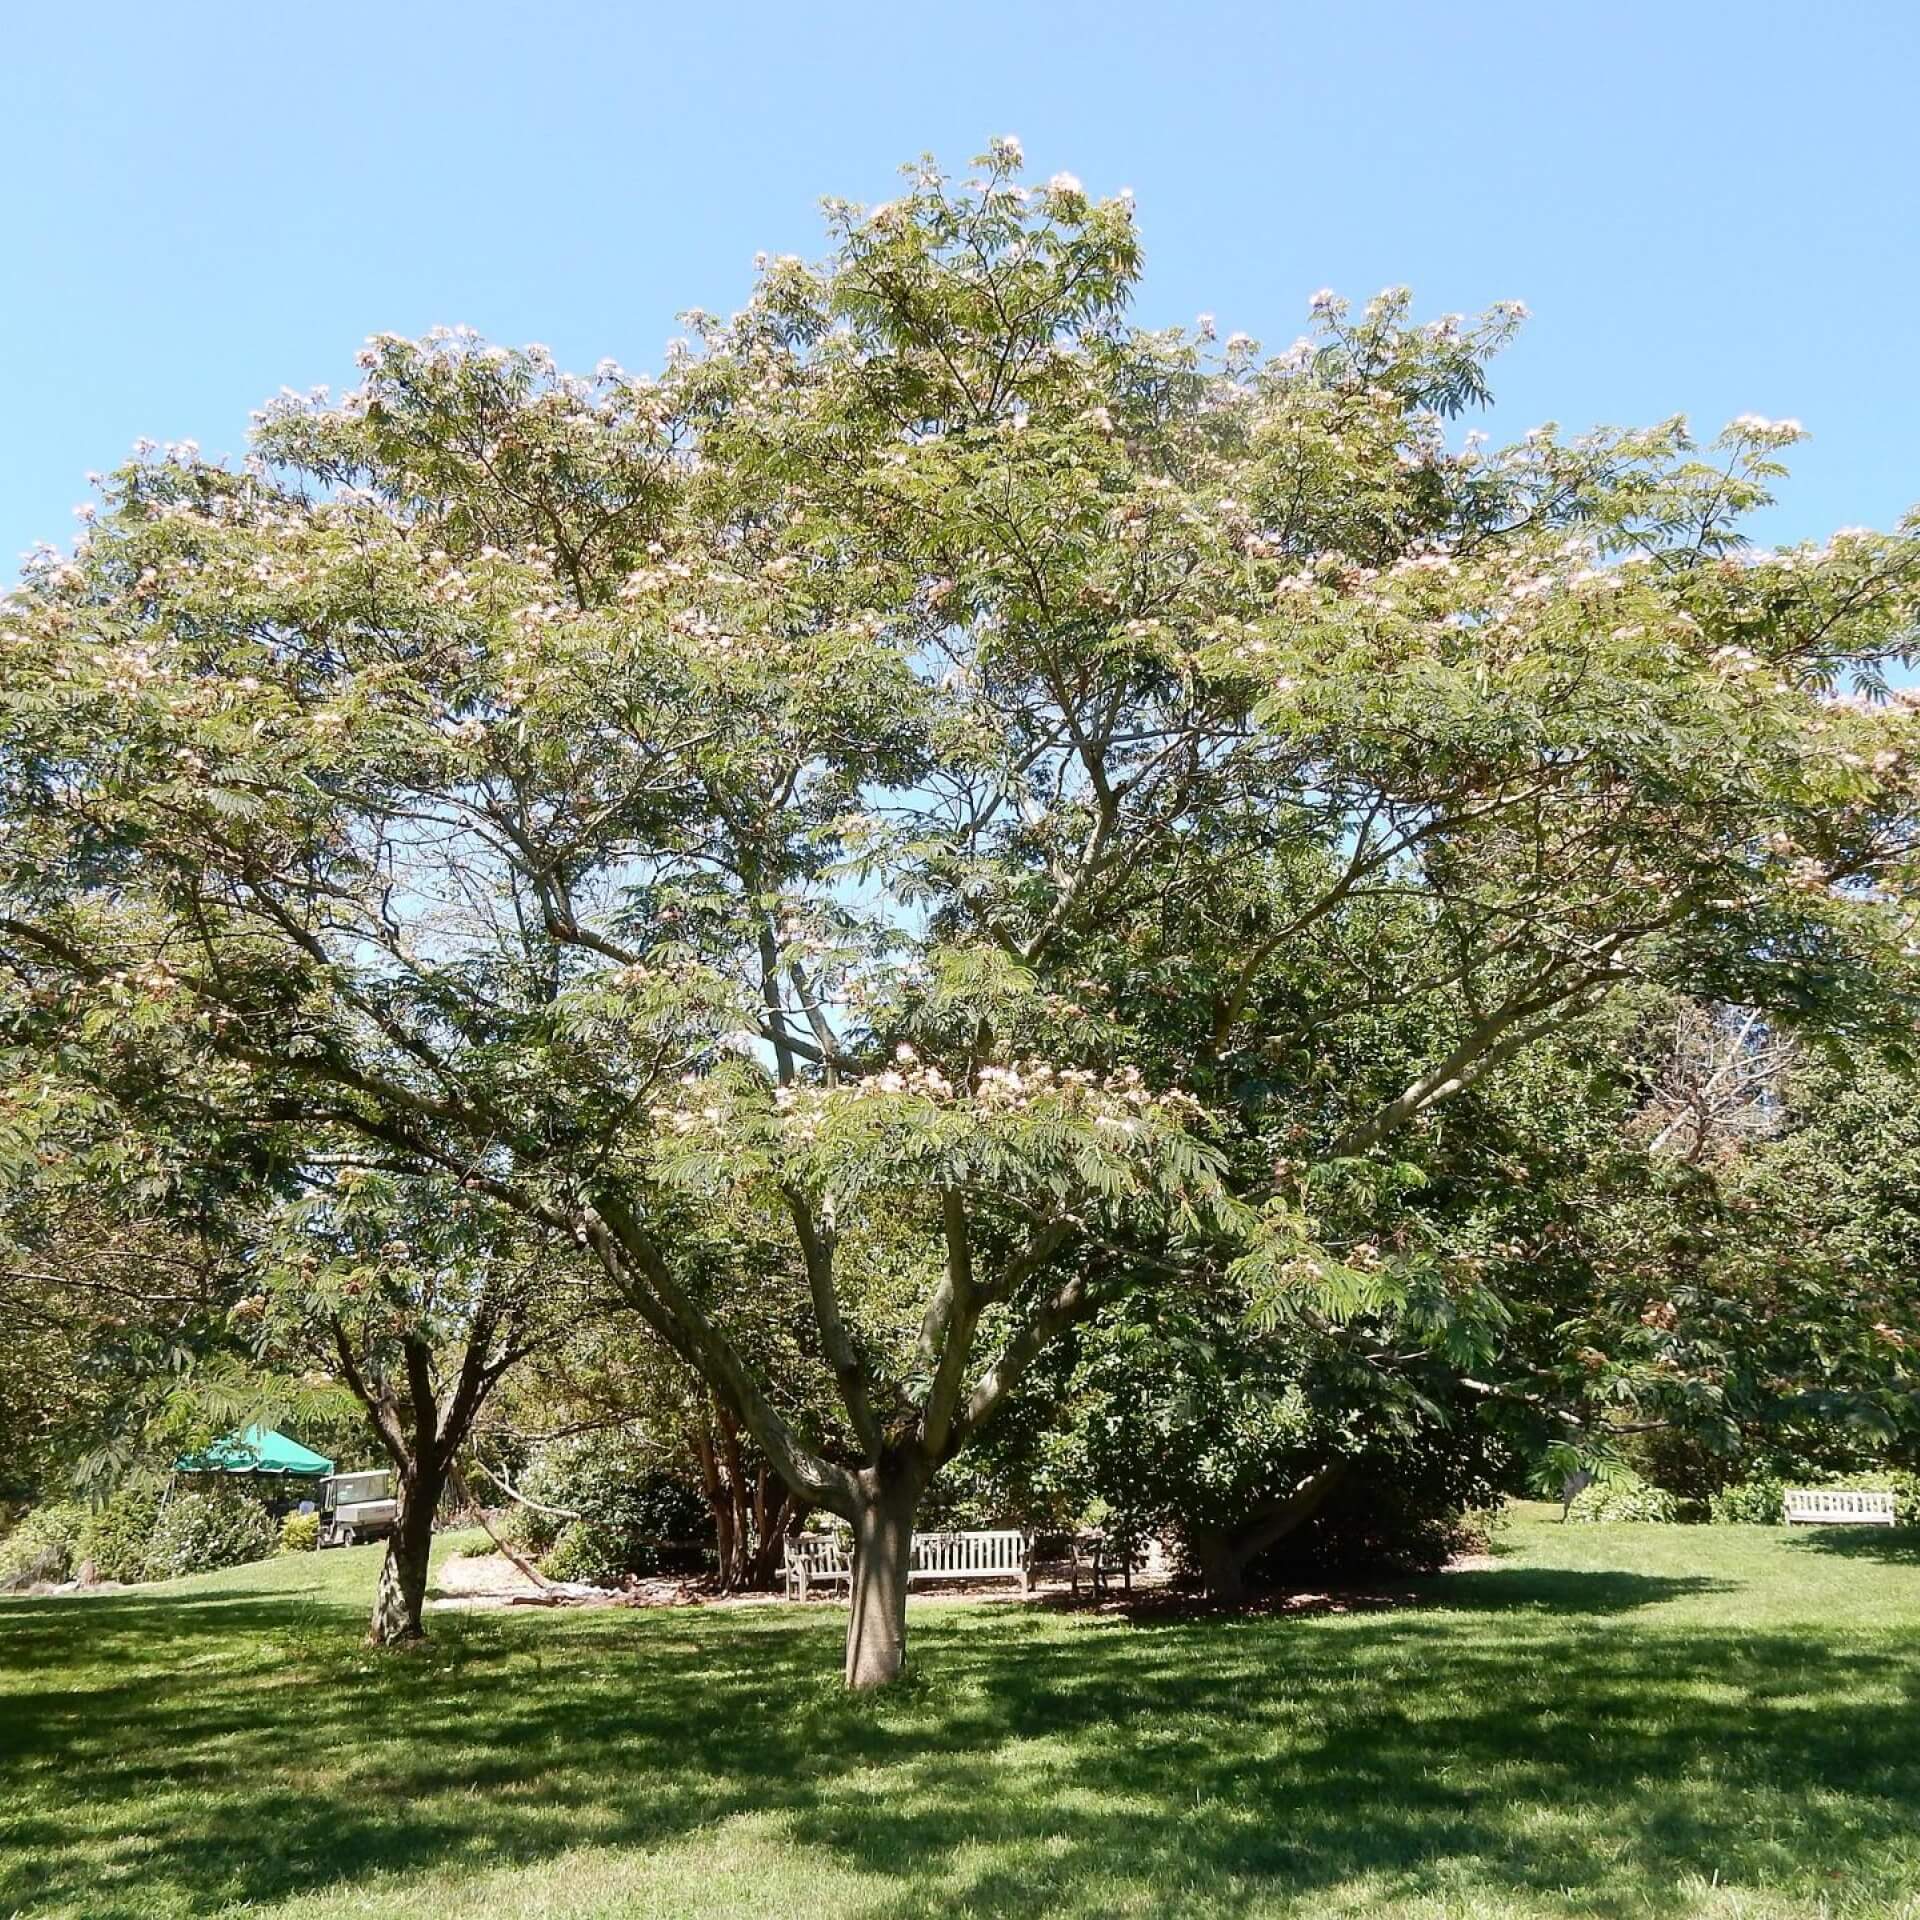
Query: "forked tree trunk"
696 1400 806 1591
844 1461 926 1690
1183 1462 1350 1603
368 1463 441 1647
743 1472 801 1589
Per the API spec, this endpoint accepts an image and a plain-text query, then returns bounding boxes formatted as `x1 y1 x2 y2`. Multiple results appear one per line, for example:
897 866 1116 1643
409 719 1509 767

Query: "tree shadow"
2 1564 1916 1918
1040 1565 1728 1626
1781 1525 1920 1566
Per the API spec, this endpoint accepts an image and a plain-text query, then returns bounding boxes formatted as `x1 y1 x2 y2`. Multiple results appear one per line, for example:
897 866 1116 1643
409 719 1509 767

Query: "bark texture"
368 1466 440 1646
844 1461 926 1689
694 1397 806 1591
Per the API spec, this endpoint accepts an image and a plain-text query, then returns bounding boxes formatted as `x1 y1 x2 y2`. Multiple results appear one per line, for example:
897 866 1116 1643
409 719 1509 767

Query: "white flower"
993 134 1024 167
1309 288 1339 314
1047 171 1083 197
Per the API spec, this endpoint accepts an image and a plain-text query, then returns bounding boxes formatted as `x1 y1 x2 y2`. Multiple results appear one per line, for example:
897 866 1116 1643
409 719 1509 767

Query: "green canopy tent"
172 1424 334 1479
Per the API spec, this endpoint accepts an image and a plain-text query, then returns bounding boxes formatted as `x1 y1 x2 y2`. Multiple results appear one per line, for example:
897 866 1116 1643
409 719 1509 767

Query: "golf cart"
319 1469 399 1548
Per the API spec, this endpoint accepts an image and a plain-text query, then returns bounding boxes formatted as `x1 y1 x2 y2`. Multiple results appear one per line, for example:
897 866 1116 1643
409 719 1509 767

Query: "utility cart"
319 1469 399 1548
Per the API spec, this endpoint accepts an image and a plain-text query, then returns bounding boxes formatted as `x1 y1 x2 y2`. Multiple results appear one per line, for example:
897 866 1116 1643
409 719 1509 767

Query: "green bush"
0 1503 86 1590
1710 1478 1786 1525
1711 1469 1920 1526
76 1484 164 1583
277 1510 321 1554
513 1434 710 1583
144 1485 277 1580
542 1520 639 1585
1566 1476 1681 1524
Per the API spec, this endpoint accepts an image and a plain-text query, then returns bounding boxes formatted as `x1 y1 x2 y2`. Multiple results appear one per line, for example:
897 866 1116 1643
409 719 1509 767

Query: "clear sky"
4 0 1915 572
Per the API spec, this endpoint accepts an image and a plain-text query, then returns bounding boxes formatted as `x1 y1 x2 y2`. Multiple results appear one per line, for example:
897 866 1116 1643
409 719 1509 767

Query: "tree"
250 1173 561 1643
5 142 1919 1684
0 1182 231 1503
510 1310 819 1591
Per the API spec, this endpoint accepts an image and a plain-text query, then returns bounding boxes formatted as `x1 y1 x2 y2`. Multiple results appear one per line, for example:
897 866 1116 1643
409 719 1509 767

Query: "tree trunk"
1184 1463 1350 1603
844 1460 925 1690
368 1464 440 1647
1185 1526 1248 1603
744 1476 801 1590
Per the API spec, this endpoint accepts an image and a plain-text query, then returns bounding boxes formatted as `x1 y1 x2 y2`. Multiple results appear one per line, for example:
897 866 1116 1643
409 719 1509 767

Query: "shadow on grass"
1 1563 1915 1918
1782 1525 1920 1566
1040 1564 1735 1626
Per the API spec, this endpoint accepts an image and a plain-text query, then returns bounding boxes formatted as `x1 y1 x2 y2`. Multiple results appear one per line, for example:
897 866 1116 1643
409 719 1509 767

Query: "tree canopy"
5 142 1919 1679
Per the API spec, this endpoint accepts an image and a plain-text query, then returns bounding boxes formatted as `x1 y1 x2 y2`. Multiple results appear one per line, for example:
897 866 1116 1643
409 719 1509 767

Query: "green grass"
3 1508 1918 1919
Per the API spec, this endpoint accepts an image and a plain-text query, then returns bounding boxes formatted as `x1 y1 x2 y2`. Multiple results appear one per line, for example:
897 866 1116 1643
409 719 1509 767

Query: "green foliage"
75 1483 164 1582
1256 1436 1514 1579
515 1434 710 1583
540 1522 639 1585
143 1485 276 1580
0 1501 86 1589
1709 1478 1786 1524
4 138 1920 1641
1566 1476 1684 1524
1710 1470 1920 1526
277 1510 321 1554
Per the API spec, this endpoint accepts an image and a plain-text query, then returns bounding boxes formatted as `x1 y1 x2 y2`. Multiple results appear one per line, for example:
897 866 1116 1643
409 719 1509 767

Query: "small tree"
251 1174 559 1643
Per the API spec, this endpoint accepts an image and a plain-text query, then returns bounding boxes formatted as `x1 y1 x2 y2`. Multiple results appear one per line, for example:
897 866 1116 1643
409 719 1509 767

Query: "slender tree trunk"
368 1463 441 1647
844 1459 926 1690
744 1475 801 1590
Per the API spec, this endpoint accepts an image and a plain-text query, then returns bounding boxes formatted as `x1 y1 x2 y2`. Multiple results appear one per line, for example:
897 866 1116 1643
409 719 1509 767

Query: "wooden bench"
784 1531 850 1600
784 1527 1030 1600
1783 1488 1897 1527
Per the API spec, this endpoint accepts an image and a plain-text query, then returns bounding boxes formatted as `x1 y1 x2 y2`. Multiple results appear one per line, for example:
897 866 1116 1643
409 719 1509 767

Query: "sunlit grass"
3 1508 1917 1917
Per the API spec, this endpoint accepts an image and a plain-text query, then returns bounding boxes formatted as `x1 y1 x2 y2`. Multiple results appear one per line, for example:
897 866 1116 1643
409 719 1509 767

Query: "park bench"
1782 1488 1897 1526
783 1527 1030 1600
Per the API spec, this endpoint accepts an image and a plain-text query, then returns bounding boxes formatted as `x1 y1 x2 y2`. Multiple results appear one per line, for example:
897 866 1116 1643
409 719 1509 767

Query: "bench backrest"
785 1531 850 1573
908 1529 1027 1575
1783 1487 1897 1523
783 1528 1028 1573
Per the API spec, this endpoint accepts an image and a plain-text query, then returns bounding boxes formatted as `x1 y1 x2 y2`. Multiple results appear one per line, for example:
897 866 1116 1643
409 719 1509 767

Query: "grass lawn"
2 1507 1918 1919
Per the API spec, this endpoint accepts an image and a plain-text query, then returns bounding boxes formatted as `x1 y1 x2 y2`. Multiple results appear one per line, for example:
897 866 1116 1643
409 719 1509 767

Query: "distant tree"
246 1173 562 1642
5 142 1920 1684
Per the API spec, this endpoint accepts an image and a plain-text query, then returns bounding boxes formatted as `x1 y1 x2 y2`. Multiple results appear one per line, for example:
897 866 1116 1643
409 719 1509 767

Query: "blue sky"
4 0 1915 570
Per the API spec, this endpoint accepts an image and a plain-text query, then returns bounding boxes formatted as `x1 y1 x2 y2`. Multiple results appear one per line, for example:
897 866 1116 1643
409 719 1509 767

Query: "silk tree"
5 142 1920 1684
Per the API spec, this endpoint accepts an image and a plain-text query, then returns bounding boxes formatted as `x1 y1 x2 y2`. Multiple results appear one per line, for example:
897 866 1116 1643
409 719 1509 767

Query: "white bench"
784 1527 1030 1600
1783 1488 1897 1527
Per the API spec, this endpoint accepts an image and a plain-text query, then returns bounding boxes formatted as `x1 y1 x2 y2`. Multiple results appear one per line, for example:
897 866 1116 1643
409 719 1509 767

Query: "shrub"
1710 1478 1786 1525
513 1434 709 1583
144 1485 277 1580
277 1511 321 1554
1246 1428 1519 1582
542 1520 641 1585
76 1484 164 1582
0 1503 86 1590
1711 1468 1920 1526
1566 1476 1682 1524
